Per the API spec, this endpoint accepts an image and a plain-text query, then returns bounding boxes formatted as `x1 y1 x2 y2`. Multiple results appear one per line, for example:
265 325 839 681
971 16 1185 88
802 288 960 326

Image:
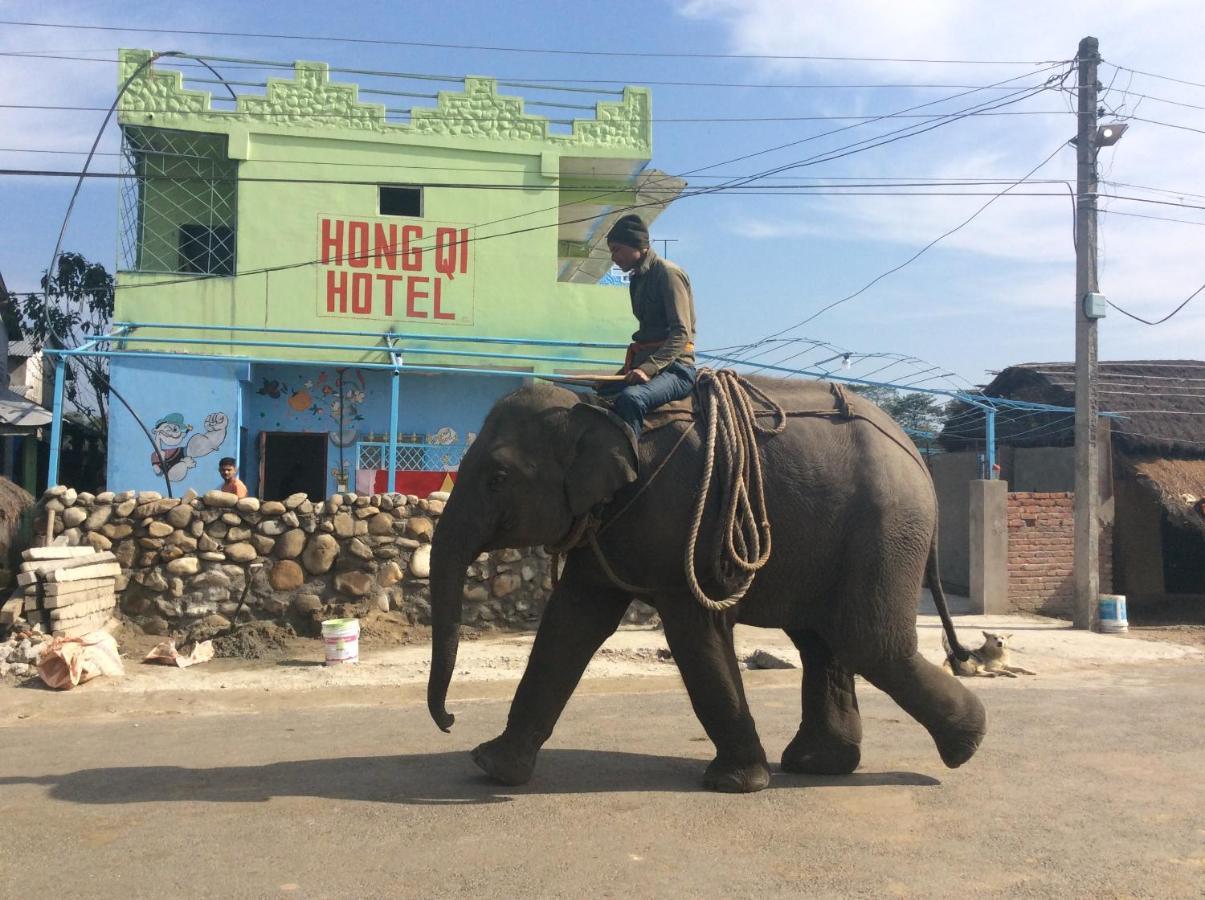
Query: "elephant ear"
564 403 638 517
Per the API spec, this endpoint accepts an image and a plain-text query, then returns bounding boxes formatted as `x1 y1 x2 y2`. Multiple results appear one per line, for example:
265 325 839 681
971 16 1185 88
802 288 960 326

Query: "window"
379 185 422 217
178 224 235 275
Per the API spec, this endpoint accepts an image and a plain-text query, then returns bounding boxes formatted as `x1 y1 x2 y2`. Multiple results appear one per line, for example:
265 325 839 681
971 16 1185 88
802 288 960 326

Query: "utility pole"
1073 36 1100 630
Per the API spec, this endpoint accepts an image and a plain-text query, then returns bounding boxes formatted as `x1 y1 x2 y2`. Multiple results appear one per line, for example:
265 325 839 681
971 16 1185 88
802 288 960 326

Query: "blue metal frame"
43 321 1113 490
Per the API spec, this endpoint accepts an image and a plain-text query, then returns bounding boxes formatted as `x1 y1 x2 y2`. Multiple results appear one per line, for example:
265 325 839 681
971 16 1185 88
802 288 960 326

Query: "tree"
18 252 113 437
851 384 948 450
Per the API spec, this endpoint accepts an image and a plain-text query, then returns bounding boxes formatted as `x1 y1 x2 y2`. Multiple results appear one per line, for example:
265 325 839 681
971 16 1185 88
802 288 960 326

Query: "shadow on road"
0 750 939 805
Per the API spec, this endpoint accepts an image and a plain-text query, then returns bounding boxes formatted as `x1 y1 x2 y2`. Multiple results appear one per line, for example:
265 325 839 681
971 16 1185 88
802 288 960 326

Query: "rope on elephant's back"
682 369 784 612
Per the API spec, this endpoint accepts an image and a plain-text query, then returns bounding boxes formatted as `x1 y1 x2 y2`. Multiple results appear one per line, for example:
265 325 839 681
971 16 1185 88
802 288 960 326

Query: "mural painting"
150 411 230 482
257 368 366 446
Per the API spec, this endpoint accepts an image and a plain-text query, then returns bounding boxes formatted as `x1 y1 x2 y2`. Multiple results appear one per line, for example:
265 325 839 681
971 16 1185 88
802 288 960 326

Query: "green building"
70 49 681 497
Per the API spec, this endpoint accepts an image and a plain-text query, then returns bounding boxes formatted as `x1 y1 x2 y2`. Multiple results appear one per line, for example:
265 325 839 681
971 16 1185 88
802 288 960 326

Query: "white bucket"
321 618 360 665
1098 594 1129 633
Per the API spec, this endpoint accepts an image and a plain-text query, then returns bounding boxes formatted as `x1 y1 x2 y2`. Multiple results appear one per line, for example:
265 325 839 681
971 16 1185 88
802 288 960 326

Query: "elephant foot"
703 757 771 793
931 696 988 769
471 736 538 786
780 732 861 776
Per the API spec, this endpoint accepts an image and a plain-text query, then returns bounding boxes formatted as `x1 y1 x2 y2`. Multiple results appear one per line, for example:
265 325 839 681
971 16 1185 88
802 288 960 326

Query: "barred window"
120 127 237 275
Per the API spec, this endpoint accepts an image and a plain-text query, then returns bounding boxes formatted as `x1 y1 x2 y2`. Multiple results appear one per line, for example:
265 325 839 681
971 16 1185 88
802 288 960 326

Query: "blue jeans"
605 362 696 438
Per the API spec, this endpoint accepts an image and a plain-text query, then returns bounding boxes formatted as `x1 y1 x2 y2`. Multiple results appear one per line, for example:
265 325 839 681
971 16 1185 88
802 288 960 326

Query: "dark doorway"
258 432 327 501
1161 512 1205 594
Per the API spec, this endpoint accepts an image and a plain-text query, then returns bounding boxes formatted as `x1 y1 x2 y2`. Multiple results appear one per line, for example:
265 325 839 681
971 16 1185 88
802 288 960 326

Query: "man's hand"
624 369 651 385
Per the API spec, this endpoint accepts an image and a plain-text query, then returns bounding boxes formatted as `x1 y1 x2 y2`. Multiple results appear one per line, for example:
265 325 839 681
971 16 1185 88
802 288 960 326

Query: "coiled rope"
681 369 787 610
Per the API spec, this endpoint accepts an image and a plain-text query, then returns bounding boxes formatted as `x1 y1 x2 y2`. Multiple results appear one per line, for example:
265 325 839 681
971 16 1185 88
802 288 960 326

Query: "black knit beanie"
607 213 649 249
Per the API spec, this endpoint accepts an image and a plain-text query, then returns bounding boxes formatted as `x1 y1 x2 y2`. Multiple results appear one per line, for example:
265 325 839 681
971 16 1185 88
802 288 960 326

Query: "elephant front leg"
781 629 862 775
660 601 770 793
472 570 631 786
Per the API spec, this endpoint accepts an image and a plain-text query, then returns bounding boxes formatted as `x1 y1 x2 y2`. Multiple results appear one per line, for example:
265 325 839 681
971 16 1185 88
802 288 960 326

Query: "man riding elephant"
601 213 698 441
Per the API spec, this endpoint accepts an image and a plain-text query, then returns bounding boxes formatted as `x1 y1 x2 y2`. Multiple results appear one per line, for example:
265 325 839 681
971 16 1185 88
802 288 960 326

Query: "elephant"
427 376 986 793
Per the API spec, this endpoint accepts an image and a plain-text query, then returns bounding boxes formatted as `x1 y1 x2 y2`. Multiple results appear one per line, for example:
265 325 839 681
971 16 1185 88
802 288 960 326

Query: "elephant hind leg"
858 653 987 768
781 629 862 775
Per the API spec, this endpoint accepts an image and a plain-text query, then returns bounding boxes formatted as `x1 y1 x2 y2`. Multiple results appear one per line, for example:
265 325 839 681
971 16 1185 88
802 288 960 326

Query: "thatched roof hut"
940 361 1205 541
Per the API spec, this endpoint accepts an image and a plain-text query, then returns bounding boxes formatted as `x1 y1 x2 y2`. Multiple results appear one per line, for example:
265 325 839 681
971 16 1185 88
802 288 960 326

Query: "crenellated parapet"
118 49 651 154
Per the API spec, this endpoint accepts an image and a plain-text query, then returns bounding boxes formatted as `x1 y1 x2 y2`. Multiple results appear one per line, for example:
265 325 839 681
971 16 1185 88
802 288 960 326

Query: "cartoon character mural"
257 369 365 447
150 411 230 482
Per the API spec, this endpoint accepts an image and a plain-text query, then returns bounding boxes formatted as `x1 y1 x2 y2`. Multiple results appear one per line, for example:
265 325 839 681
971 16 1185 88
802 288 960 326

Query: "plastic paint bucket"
1097 594 1129 633
321 618 360 665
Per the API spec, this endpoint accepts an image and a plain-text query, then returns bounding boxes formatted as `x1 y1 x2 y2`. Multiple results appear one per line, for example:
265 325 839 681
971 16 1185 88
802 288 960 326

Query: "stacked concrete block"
12 547 120 638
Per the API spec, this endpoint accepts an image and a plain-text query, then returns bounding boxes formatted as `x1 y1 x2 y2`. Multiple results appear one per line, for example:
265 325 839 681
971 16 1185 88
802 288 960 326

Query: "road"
3 650 1204 899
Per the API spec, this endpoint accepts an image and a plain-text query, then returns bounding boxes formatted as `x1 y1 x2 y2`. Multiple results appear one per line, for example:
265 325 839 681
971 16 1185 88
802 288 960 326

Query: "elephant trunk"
427 497 485 732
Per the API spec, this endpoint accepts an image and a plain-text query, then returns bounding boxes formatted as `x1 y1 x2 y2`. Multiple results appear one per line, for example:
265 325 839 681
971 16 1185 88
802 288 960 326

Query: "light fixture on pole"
1095 123 1128 147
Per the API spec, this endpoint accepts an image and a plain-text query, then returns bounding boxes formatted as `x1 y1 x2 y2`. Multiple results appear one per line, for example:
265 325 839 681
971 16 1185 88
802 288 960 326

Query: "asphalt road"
3 658 1204 899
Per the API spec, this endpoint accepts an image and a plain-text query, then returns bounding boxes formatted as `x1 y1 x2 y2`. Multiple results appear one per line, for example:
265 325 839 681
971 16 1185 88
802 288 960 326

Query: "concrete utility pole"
1073 36 1101 630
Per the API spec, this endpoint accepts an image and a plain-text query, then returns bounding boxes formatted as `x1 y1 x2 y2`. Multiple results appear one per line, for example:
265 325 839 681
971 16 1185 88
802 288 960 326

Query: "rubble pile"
32 485 655 635
7 547 121 637
0 628 49 678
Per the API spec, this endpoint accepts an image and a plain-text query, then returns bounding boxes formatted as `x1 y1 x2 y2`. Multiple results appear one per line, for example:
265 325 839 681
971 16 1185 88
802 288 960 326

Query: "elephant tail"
926 529 972 662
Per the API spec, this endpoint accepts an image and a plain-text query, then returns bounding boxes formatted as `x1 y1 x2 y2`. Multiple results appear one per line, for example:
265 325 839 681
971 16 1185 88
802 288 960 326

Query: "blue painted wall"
107 356 243 495
107 357 524 496
244 364 523 496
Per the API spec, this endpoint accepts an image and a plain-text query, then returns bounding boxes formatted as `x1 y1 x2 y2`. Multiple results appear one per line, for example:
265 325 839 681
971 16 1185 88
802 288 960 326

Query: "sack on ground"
37 632 125 690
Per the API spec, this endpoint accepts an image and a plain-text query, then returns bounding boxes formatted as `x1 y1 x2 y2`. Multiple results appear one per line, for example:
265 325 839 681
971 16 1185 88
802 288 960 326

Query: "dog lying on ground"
943 631 1037 678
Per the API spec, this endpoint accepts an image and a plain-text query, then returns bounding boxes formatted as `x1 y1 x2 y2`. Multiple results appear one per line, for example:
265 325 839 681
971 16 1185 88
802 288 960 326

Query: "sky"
1 0 1203 391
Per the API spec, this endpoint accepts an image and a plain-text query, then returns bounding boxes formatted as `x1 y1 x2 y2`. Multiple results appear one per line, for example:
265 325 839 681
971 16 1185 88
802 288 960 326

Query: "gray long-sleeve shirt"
627 249 697 378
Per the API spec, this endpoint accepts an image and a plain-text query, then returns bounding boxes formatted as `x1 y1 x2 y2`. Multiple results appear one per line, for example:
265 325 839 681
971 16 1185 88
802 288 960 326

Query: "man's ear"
563 404 638 517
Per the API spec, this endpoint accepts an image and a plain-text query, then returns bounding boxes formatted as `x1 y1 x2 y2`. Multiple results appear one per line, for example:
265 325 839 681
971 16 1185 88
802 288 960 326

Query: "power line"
0 49 1085 92
1106 281 1205 326
26 71 1063 298
1106 62 1205 92
727 139 1071 353
1100 208 1205 227
0 102 1077 124
0 21 1065 64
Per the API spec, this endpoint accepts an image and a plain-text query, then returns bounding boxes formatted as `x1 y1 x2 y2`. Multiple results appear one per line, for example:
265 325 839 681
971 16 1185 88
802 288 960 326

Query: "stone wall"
32 486 624 636
1006 491 1113 616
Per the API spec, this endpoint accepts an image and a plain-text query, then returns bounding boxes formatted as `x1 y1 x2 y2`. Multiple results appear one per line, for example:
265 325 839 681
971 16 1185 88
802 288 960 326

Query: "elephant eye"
487 469 508 492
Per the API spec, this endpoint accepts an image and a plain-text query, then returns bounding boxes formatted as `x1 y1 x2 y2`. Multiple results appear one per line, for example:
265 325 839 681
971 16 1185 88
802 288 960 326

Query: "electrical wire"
1106 62 1205 92
0 21 1065 64
726 138 1072 354
1106 281 1205 326
24 68 1064 298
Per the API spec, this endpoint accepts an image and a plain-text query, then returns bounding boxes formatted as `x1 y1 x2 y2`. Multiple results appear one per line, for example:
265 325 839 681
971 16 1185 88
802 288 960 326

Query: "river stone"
166 556 200 577
284 492 308 510
252 534 276 556
377 561 403 587
60 506 87 528
206 522 228 540
367 513 394 536
258 500 285 516
85 531 112 552
346 538 374 561
197 533 221 552
302 533 339 574
292 593 322 616
112 539 137 567
327 494 343 509
141 569 169 592
298 500 314 516
492 572 522 598
199 551 226 562
189 519 204 538
113 500 135 519
227 526 252 542
166 504 193 529
332 512 354 538
409 544 431 578
84 505 113 531
225 542 257 563
143 520 172 538
463 584 489 604
102 522 133 540
275 528 306 559
221 512 242 526
259 519 287 537
165 532 198 551
405 517 434 542
334 571 374 597
236 497 261 514
269 559 305 591
203 490 239 508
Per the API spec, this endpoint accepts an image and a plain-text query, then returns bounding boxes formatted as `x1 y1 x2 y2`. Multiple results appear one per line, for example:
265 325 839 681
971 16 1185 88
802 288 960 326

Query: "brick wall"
1007 491 1112 617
